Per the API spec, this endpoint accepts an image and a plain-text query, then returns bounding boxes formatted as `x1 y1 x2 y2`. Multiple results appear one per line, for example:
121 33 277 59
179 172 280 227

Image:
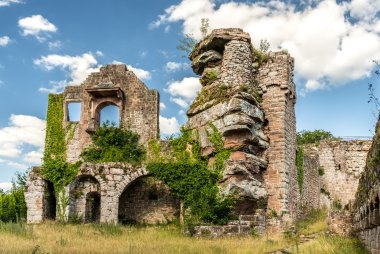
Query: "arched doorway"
118 176 179 225
85 192 101 223
69 175 101 223
43 180 56 220
99 104 119 127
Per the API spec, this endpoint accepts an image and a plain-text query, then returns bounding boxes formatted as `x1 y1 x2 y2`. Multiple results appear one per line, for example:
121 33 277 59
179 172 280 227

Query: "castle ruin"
25 28 376 242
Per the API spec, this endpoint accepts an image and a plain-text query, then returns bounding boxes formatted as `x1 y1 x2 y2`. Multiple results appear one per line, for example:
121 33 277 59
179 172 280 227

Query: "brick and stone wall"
257 52 298 220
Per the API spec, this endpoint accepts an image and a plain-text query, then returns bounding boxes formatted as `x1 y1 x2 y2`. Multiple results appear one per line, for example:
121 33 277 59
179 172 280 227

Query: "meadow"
0 211 369 254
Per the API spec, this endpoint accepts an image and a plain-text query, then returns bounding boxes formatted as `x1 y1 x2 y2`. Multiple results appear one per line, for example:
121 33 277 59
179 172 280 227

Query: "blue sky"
0 0 379 188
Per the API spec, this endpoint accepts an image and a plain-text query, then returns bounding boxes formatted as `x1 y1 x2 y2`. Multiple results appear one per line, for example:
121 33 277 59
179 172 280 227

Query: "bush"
81 122 146 164
297 130 336 145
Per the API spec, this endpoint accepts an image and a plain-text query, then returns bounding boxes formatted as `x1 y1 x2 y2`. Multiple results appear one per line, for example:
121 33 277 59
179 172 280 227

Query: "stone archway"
85 192 101 223
69 175 101 222
117 176 179 225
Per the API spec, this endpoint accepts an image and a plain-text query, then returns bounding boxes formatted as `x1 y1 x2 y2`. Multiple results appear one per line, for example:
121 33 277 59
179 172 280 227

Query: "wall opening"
69 175 100 223
99 104 119 127
118 176 179 225
67 102 81 122
85 192 101 223
43 180 56 220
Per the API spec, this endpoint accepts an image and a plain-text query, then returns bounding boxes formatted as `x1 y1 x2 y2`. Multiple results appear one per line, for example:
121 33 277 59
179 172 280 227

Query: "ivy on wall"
147 125 235 226
42 94 80 193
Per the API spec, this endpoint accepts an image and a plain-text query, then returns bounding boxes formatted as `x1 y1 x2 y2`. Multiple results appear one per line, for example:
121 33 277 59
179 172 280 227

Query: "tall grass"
0 220 369 254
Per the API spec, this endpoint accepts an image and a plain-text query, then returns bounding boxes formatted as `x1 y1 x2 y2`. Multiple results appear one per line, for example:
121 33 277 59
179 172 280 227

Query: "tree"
297 129 336 145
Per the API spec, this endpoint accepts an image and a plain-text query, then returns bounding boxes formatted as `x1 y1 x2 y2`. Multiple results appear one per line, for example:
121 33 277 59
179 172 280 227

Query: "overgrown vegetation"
199 69 218 86
147 125 234 226
296 147 304 192
252 39 270 67
0 172 27 222
0 221 369 253
296 130 337 192
41 95 80 220
297 129 336 146
81 121 146 164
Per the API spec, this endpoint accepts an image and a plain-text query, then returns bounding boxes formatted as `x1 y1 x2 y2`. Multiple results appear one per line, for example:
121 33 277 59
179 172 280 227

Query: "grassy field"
0 212 368 254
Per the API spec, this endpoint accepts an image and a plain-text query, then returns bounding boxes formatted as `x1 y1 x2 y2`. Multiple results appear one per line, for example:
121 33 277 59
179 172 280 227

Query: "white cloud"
48 40 62 50
0 36 10 47
18 15 57 42
160 102 167 110
0 0 22 7
111 61 152 81
159 115 180 135
24 150 43 164
0 114 45 158
165 61 189 72
153 0 380 94
165 77 201 108
0 182 12 192
7 161 27 170
35 52 100 92
126 65 152 81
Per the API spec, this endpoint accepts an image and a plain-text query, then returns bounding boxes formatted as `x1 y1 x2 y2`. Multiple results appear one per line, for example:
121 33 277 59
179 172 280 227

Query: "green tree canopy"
297 129 336 145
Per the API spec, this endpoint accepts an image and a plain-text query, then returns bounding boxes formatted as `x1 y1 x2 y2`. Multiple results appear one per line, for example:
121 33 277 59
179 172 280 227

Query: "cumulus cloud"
24 150 43 164
159 115 180 135
0 36 10 47
153 0 380 94
0 182 12 192
165 77 201 108
165 61 189 72
111 61 152 81
0 114 45 159
0 0 22 7
18 15 57 42
126 65 152 81
35 52 100 92
160 102 167 110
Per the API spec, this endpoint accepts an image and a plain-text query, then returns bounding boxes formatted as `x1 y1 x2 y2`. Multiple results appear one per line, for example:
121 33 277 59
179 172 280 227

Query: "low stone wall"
328 210 353 236
356 227 380 253
192 213 266 238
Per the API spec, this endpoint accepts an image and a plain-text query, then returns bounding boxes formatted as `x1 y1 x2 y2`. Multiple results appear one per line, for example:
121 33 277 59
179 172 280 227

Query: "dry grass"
0 222 291 254
0 214 368 254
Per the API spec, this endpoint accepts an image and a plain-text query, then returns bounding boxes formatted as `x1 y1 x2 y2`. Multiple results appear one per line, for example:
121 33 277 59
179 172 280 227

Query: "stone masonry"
187 28 298 228
301 140 371 212
26 65 180 224
64 65 159 163
352 119 380 254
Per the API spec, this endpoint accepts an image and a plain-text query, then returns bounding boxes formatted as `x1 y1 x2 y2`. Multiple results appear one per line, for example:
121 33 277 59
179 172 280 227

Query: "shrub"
81 121 146 164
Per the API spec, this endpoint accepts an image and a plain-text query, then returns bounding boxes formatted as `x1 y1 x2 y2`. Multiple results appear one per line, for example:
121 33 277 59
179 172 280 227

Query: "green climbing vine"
42 94 80 201
147 125 234 226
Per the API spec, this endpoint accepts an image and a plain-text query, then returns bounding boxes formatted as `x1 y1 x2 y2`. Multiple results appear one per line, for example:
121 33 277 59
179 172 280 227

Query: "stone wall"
299 145 320 216
352 119 380 253
64 64 159 162
118 176 179 224
192 212 266 238
257 52 298 220
25 167 56 223
301 140 371 212
26 163 180 224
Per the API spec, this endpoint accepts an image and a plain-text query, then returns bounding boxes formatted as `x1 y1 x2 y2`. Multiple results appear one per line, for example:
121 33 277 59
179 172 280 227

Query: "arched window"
99 104 119 127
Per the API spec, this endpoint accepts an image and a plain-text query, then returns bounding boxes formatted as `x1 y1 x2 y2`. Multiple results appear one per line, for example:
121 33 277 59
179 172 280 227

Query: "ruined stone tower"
187 28 298 223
